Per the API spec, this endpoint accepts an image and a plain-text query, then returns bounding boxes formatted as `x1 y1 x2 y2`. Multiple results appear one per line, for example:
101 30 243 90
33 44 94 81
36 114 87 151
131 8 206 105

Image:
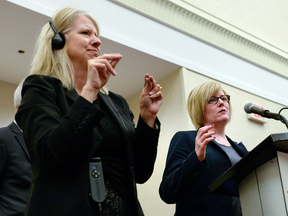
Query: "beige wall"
126 68 288 216
0 81 17 127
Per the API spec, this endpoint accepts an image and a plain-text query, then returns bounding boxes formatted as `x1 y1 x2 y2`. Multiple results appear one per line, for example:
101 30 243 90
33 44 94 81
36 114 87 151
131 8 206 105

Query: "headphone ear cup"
51 33 65 49
49 20 65 49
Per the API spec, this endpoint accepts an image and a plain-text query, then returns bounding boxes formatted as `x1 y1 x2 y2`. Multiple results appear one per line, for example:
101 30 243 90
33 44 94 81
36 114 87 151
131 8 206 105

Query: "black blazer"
0 121 31 216
159 130 248 216
16 75 160 216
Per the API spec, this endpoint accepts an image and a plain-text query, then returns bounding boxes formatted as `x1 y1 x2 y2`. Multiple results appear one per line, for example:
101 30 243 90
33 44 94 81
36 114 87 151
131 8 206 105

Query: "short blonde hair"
187 82 231 129
30 6 99 90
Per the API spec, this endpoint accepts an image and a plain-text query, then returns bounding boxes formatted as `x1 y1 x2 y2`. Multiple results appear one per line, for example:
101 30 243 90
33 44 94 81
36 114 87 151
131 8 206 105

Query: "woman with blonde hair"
159 82 247 216
16 6 163 216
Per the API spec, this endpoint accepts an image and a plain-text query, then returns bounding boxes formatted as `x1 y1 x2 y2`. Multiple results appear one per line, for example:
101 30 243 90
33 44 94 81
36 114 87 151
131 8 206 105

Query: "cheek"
66 46 73 59
203 106 212 120
226 104 230 112
66 40 73 56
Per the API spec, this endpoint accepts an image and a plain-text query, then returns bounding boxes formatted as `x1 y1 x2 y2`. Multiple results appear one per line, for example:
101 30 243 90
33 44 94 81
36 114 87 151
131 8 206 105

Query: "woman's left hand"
139 73 163 128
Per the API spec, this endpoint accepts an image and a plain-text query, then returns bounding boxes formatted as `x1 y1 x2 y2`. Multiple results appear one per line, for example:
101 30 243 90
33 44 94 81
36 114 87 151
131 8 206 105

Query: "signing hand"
81 53 122 102
195 125 216 161
139 73 163 128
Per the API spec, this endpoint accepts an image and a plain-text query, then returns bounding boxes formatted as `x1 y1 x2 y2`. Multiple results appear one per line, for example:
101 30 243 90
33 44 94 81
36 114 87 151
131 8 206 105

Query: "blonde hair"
14 79 25 110
187 82 231 129
30 7 100 90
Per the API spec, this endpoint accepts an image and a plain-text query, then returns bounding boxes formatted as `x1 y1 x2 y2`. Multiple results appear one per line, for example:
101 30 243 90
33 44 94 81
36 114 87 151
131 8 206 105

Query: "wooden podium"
209 133 288 216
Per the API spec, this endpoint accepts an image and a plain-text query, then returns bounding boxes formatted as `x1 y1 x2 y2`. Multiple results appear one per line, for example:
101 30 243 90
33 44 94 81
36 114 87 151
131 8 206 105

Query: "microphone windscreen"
244 102 254 113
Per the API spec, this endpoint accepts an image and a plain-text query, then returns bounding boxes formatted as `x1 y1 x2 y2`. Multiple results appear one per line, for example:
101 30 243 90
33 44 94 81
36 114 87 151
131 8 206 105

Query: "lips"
87 49 99 56
218 109 227 113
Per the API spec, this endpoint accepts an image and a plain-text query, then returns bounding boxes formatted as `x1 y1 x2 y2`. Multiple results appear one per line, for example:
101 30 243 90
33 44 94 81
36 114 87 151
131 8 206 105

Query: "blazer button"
85 113 91 119
78 123 83 129
82 118 87 124
74 128 79 134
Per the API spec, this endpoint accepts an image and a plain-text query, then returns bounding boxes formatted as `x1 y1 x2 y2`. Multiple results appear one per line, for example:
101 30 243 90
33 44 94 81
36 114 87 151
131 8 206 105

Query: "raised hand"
81 53 122 102
195 125 216 161
139 73 163 128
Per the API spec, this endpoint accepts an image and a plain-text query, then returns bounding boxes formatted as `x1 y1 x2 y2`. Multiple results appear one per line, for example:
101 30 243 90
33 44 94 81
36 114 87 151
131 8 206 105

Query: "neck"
73 72 87 95
214 124 226 136
205 122 230 145
214 127 230 146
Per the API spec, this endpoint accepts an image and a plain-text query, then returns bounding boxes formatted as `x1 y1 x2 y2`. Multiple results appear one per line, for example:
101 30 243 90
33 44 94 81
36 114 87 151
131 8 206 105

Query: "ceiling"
0 1 180 98
184 0 288 57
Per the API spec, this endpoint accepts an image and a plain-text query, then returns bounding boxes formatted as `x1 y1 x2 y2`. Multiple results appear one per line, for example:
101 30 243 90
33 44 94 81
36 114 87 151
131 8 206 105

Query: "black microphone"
244 102 280 120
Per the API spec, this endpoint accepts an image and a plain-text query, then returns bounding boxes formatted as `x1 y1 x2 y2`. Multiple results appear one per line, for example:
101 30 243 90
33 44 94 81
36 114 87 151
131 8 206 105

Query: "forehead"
211 89 225 96
72 15 98 34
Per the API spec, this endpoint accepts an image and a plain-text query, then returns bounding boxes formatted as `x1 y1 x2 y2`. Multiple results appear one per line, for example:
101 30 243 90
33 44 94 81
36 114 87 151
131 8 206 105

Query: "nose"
92 35 102 47
217 98 225 106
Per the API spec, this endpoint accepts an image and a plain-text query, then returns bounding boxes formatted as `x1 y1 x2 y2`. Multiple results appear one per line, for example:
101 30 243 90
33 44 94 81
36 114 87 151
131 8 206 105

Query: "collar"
13 120 22 132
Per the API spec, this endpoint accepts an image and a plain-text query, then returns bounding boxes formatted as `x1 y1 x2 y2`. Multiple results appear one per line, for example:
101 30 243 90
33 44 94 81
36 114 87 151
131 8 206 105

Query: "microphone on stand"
244 102 280 120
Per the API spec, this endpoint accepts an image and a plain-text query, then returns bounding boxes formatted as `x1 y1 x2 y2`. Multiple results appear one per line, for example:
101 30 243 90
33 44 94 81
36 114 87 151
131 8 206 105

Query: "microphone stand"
278 107 288 130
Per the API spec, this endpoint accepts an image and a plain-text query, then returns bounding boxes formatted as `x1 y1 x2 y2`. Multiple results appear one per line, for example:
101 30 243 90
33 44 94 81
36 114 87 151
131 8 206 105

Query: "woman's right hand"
81 53 122 102
195 125 216 162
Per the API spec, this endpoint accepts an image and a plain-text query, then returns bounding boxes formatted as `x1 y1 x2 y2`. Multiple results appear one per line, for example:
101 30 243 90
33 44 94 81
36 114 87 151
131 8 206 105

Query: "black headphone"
49 20 65 49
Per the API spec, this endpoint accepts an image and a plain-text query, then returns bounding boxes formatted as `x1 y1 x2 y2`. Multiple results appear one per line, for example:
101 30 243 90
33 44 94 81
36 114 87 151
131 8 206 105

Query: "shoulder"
169 130 197 150
23 75 64 97
0 122 16 134
172 130 197 141
0 126 9 137
166 130 198 158
24 75 62 90
0 124 13 144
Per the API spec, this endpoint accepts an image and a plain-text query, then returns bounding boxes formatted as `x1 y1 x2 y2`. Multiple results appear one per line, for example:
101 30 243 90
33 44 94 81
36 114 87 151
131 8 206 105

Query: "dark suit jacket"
16 75 160 216
159 130 248 216
0 121 31 216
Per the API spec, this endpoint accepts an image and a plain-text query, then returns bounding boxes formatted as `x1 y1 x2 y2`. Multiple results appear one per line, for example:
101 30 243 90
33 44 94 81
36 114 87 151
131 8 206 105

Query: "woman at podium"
159 82 248 216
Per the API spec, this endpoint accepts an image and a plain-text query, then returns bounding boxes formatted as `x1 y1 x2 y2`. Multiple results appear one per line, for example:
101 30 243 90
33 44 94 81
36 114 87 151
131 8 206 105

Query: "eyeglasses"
207 95 230 105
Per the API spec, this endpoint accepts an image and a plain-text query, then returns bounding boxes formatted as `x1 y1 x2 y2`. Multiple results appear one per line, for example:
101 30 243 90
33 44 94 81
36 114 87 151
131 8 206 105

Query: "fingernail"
211 124 214 126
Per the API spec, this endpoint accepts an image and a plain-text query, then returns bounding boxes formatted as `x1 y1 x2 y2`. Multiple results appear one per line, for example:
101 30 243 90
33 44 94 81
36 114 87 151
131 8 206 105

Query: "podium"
209 133 288 216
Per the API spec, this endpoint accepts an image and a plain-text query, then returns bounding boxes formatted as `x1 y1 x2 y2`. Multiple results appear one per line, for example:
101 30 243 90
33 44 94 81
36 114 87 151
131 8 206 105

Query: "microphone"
244 103 280 120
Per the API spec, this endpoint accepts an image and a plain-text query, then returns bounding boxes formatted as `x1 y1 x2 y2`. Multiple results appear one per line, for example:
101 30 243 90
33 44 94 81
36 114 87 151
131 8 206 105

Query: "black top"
93 98 131 205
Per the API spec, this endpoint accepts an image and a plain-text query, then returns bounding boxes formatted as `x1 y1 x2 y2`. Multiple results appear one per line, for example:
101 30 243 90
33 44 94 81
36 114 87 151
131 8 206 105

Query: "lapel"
212 136 247 158
65 87 79 102
64 87 125 133
63 88 128 157
98 92 128 138
9 122 31 160
229 140 247 157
